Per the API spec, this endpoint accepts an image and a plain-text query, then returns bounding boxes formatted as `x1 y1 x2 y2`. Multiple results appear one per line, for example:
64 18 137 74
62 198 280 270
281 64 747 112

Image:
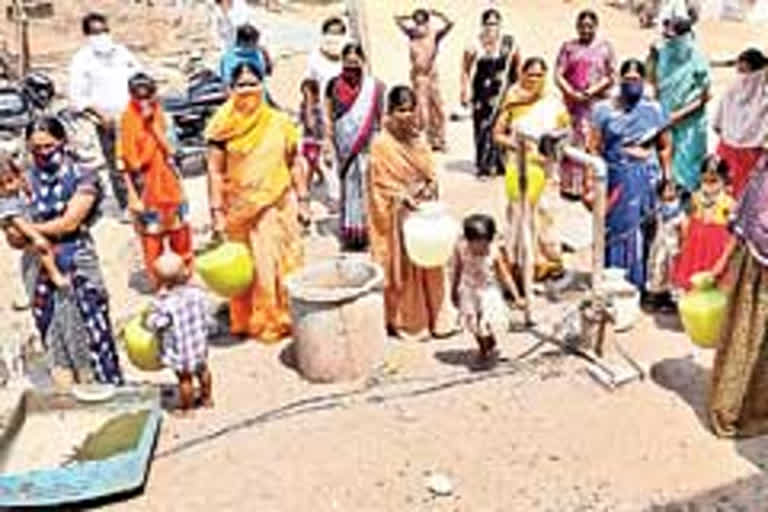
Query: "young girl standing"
672 156 735 290
299 78 338 212
452 214 527 362
645 178 685 310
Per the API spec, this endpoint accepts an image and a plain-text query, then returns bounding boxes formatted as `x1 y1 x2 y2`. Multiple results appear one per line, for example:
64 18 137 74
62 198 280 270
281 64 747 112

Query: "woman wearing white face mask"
713 48 768 199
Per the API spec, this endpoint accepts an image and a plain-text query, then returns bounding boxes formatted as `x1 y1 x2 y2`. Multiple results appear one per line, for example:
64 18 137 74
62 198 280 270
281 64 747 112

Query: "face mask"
34 145 63 173
620 82 644 106
133 99 155 119
482 25 500 39
661 199 680 219
341 66 363 86
89 34 115 55
233 89 263 114
321 34 345 57
389 112 419 139
524 77 545 96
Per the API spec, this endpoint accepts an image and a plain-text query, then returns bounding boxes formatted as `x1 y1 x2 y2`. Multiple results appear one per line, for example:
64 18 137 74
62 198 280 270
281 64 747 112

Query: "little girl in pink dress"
452 214 526 361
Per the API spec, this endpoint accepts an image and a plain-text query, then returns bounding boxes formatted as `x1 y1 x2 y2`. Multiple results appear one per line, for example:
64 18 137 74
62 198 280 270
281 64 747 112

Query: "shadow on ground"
443 159 477 175
650 356 711 431
650 356 768 508
651 311 685 333
645 472 768 510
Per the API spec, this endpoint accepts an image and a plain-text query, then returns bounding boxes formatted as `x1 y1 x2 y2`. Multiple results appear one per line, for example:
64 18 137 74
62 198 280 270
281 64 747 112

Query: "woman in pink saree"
324 43 386 250
555 9 616 198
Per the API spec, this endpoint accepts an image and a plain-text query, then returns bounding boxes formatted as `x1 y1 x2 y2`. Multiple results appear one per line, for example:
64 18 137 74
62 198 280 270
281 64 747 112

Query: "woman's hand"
127 196 145 215
4 226 27 250
322 139 336 167
421 181 438 201
401 194 418 211
624 144 652 161
460 87 470 108
297 200 312 227
211 209 226 237
711 255 729 283
30 233 51 254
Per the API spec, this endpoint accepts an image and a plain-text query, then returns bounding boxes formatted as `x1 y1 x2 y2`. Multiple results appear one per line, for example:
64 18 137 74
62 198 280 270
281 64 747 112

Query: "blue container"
0 385 161 508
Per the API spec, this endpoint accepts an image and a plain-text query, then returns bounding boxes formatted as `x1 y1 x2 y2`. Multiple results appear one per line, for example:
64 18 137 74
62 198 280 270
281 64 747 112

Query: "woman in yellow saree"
206 61 310 342
493 57 571 317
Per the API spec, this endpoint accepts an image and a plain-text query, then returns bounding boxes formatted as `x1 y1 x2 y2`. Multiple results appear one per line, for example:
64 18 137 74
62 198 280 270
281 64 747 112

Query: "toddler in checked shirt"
146 251 214 416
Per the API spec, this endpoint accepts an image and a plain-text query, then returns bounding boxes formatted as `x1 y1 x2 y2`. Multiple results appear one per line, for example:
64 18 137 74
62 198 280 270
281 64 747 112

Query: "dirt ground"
2 0 768 511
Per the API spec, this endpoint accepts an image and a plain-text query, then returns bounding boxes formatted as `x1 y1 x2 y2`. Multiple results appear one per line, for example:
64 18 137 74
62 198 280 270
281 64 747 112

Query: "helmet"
21 71 55 110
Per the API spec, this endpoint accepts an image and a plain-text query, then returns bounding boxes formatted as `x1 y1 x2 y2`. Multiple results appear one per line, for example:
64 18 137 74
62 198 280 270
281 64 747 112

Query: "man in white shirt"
304 17 348 99
68 12 141 219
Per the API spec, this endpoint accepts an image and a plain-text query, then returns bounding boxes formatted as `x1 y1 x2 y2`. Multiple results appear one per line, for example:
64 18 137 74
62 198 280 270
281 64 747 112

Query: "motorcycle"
0 71 56 157
162 68 229 177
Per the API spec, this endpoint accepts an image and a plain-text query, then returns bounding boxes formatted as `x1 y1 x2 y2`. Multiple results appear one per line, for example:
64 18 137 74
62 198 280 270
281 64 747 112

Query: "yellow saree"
498 86 571 278
206 99 304 342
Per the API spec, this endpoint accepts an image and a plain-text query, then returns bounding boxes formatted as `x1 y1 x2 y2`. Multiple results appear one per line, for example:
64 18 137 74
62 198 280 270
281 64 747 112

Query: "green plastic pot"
123 313 163 372
196 242 254 298
679 272 727 349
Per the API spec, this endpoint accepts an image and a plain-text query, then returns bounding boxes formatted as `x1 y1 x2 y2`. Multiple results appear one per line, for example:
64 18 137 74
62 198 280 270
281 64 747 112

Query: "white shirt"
305 47 343 97
68 43 141 117
206 0 266 53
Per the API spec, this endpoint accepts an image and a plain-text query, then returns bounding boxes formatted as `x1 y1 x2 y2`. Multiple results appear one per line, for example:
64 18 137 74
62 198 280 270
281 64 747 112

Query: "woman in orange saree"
367 85 457 341
206 61 309 342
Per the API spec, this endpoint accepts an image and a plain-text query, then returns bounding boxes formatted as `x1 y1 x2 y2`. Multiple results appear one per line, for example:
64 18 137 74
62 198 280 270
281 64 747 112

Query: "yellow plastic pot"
123 313 163 372
505 157 547 204
196 242 254 297
678 272 727 349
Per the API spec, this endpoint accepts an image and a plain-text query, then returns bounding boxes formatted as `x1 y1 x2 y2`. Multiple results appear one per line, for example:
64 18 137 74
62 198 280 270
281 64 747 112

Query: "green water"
0 390 153 474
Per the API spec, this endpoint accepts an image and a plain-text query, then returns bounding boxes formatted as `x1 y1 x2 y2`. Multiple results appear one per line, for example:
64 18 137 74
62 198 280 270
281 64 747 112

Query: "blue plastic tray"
0 386 161 508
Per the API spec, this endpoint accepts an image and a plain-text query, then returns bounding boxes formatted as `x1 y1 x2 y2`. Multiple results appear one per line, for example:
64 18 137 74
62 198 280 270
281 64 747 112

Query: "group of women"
5 6 768 440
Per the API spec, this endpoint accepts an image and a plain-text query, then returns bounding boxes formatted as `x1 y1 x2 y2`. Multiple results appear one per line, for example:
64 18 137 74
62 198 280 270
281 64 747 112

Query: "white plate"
72 384 116 403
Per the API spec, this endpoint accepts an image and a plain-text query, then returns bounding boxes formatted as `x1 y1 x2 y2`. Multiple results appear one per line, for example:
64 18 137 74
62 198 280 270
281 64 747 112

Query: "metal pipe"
512 128 608 290
515 132 534 314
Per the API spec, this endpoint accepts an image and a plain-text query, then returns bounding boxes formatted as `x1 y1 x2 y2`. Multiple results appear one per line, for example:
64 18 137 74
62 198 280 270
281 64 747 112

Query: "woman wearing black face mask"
586 59 672 293
323 42 386 251
12 117 123 386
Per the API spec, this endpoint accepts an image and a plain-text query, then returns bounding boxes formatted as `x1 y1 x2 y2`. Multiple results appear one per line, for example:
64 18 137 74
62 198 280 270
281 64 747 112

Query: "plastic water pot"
196 242 254 298
679 272 727 348
123 314 163 372
505 157 547 204
402 201 460 268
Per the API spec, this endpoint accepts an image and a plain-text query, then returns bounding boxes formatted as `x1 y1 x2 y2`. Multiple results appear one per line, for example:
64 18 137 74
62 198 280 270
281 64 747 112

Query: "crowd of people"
2 4 768 435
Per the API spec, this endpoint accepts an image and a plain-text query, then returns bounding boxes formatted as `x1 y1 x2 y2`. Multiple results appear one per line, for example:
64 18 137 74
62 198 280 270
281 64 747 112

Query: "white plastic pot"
402 201 460 268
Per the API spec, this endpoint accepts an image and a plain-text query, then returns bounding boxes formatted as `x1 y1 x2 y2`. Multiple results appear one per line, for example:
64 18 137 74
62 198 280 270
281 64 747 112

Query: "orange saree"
367 128 456 340
205 99 304 343
120 101 192 286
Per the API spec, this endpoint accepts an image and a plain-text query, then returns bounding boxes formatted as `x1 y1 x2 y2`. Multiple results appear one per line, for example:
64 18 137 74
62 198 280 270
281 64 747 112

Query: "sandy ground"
2 0 768 510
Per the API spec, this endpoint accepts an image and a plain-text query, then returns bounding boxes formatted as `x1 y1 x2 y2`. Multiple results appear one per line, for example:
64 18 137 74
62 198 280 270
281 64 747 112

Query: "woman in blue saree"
650 17 711 192
587 59 672 290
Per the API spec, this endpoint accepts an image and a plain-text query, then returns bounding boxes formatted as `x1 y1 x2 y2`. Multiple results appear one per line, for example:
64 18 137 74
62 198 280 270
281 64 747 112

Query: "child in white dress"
452 214 526 361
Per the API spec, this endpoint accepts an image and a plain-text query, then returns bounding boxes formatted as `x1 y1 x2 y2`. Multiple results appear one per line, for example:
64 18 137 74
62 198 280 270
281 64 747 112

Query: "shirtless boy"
394 8 454 151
